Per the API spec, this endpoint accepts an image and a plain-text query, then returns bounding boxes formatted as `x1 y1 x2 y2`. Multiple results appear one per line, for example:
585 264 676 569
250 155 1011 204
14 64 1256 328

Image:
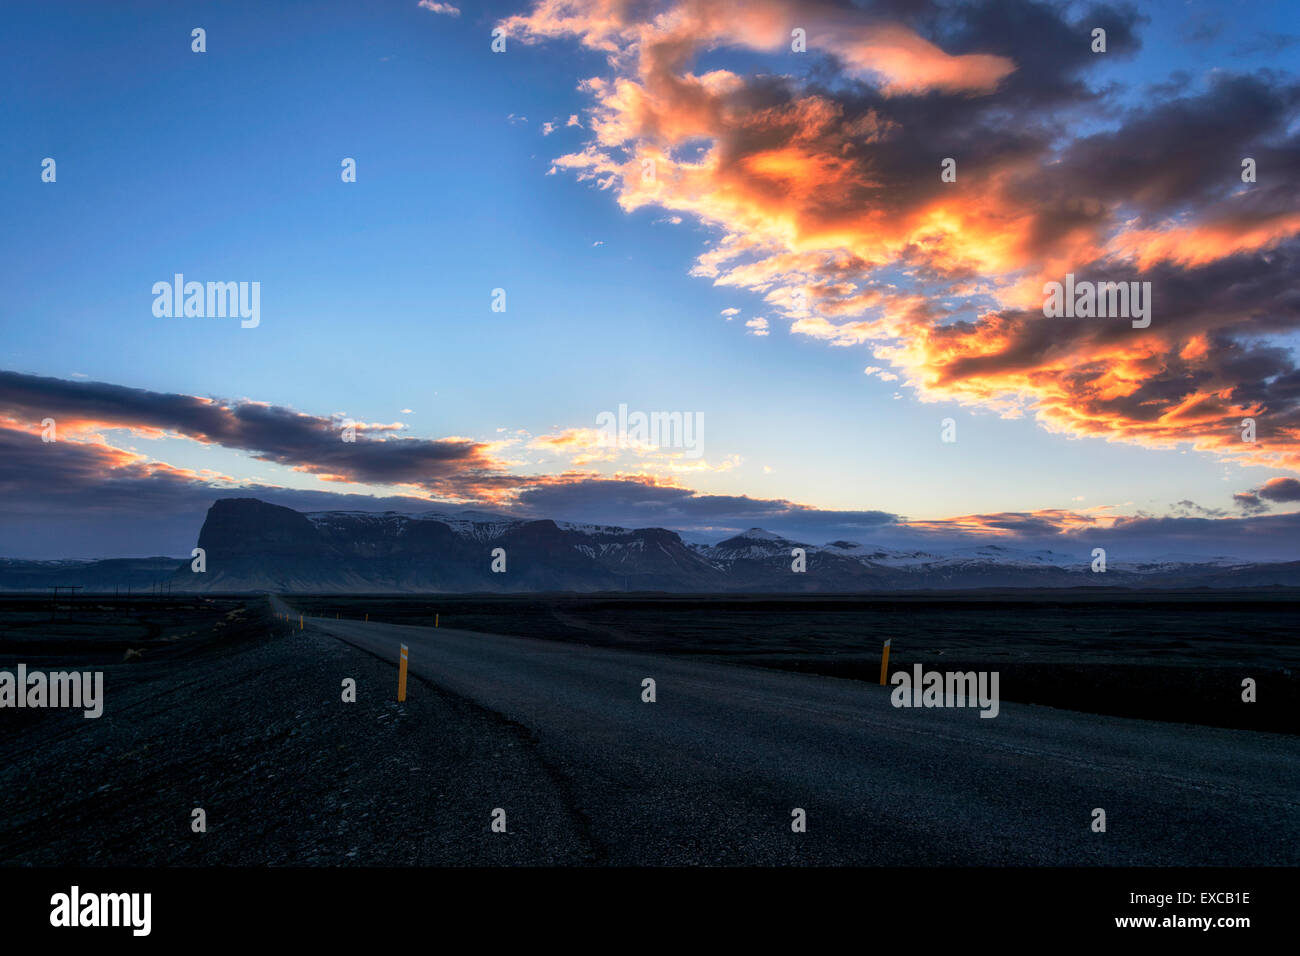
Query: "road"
299 608 1300 865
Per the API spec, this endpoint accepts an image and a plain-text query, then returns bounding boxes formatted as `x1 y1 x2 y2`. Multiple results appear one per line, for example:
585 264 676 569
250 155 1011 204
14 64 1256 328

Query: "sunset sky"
2 0 1299 559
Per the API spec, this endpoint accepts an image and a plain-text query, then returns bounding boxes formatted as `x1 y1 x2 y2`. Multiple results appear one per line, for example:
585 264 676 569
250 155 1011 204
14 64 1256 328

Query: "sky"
1 0 1299 560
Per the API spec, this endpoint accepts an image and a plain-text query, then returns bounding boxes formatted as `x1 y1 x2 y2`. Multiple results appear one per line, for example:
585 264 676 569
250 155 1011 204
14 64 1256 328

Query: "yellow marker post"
398 644 409 702
299 615 303 630
436 613 439 628
879 639 891 685
365 613 369 622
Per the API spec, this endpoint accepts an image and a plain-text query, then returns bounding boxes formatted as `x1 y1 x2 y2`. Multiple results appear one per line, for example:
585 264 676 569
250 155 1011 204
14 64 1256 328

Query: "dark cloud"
1234 476 1300 514
941 0 1145 104
0 421 461 558
1259 477 1300 502
510 0 1300 475
1099 511 1300 560
1037 72 1300 222
2 409 1297 562
1233 491 1266 515
971 513 1068 534
1231 32 1300 58
1170 500 1227 518
1180 19 1222 46
926 238 1300 469
514 476 900 536
0 370 499 491
874 506 1300 561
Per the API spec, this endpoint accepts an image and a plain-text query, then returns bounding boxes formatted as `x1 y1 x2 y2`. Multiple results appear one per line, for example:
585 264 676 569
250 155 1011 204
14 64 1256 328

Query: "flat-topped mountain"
1 498 1295 592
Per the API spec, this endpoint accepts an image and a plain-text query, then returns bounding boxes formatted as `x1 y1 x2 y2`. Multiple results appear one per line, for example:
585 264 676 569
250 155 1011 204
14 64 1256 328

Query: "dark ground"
0 596 591 864
291 591 1300 733
0 590 1296 865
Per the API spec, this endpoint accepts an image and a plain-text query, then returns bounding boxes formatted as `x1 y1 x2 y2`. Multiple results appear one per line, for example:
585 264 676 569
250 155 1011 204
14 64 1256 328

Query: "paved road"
300 608 1300 865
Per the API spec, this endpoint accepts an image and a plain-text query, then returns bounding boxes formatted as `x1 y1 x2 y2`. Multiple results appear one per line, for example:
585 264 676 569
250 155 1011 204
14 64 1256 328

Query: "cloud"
512 473 899 532
1234 476 1300 512
0 418 474 557
0 370 503 497
418 1 461 16
1233 491 1267 515
5 371 1299 561
501 0 1018 94
1169 499 1227 518
745 316 769 336
506 0 1300 473
0 370 753 519
1259 476 1300 502
1231 33 1300 57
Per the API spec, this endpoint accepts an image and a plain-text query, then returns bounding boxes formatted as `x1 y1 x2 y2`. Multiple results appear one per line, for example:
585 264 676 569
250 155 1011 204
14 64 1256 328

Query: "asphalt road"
302 609 1300 865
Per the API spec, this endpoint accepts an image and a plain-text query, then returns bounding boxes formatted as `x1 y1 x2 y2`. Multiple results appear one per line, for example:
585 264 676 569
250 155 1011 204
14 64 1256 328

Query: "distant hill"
0 556 187 592
1 497 1297 592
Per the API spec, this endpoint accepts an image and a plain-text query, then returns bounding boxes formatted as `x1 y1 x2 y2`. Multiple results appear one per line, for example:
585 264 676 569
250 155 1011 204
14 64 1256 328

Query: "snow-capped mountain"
1 499 1294 592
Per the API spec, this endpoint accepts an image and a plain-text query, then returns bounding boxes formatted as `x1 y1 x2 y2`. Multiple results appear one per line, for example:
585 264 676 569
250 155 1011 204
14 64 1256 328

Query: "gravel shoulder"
0 603 593 865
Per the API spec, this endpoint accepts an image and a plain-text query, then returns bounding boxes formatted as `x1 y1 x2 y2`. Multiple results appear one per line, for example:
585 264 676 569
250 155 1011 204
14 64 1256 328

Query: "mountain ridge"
0 497 1295 592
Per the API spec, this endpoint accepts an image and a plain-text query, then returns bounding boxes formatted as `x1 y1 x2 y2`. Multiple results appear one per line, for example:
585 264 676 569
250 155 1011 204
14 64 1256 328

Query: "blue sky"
2 0 1299 557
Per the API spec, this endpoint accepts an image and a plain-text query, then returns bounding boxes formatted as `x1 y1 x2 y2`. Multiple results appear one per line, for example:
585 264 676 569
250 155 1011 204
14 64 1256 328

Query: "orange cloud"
502 0 1014 95
508 0 1300 473
904 507 1111 537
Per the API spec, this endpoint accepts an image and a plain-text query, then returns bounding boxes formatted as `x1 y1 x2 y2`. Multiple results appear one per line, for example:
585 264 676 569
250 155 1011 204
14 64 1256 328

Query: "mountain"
0 556 188 593
179 498 723 592
0 497 1296 592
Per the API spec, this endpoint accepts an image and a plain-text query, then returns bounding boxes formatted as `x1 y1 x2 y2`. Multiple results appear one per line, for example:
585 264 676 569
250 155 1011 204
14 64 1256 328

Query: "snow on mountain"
304 508 525 542
696 528 810 562
731 527 790 542
929 545 1081 568
1113 553 1249 571
556 520 640 536
294 514 1248 574
822 541 944 566
160 501 1296 593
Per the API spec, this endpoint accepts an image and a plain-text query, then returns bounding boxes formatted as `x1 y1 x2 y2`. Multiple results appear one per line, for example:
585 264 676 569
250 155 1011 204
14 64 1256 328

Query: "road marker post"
436 613 439 628
398 644 409 702
879 639 891 685
299 615 303 630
